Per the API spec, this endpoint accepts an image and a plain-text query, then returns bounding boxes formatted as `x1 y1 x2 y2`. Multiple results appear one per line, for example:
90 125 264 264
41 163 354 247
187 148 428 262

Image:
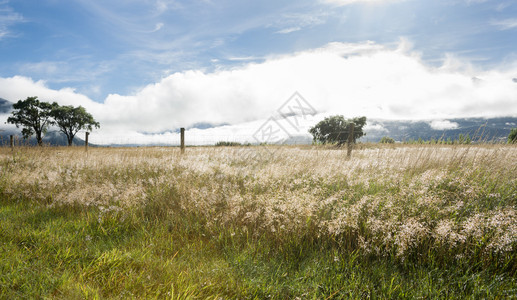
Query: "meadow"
0 144 516 299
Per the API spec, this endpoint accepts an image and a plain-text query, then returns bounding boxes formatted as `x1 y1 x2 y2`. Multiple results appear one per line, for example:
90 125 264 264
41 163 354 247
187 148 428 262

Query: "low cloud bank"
429 120 460 131
1 40 516 144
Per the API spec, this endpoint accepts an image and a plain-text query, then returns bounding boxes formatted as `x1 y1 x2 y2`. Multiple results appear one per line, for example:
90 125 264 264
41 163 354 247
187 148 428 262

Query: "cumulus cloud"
1 40 517 144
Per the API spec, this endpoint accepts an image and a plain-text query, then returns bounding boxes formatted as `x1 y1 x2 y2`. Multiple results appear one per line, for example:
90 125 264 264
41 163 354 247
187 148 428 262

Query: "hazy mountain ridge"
0 98 13 114
0 131 85 146
1 116 516 146
364 117 517 142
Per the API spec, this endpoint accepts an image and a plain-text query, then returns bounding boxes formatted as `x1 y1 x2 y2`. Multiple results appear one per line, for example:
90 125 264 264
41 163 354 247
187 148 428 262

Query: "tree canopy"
7 96 56 146
380 136 395 144
51 105 100 146
6 96 99 146
309 115 367 145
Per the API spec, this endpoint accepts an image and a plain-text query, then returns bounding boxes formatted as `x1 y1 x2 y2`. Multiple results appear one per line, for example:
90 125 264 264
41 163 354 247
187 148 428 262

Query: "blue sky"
2 0 517 99
1 0 517 143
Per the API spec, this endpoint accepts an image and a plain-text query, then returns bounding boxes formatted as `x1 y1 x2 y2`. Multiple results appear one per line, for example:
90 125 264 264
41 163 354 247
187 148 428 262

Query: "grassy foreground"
0 145 516 299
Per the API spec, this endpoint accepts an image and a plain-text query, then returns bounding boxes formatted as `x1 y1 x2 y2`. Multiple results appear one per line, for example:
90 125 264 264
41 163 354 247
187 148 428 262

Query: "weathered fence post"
347 123 355 159
85 132 89 152
10 135 14 150
180 128 185 154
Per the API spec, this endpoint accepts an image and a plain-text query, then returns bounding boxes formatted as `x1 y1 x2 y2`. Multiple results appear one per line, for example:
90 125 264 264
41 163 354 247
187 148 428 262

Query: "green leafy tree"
380 136 395 144
509 128 517 144
309 115 366 145
51 105 100 146
6 96 56 146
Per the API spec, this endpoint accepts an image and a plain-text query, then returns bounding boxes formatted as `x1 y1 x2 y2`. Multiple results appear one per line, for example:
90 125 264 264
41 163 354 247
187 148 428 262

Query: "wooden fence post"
180 128 185 154
85 132 89 152
347 123 355 159
10 135 14 150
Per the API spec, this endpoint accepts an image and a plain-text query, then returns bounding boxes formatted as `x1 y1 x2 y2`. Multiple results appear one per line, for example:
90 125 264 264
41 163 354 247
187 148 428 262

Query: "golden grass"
1 144 516 262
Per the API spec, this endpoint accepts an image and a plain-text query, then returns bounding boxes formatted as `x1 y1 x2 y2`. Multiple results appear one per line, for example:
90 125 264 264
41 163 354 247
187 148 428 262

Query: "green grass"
0 145 516 298
1 199 515 299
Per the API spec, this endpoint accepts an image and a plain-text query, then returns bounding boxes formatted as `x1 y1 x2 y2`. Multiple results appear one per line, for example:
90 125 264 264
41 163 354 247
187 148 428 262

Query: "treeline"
381 132 517 144
380 134 474 144
403 134 473 144
215 141 251 147
7 96 99 146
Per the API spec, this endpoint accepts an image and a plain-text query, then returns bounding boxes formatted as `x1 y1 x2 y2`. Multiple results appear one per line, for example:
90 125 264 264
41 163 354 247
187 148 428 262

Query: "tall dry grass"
0 144 516 269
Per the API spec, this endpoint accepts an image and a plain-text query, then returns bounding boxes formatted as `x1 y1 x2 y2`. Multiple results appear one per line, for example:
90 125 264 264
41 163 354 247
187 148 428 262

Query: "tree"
380 136 395 144
509 128 517 144
309 115 366 145
51 105 100 146
7 96 56 146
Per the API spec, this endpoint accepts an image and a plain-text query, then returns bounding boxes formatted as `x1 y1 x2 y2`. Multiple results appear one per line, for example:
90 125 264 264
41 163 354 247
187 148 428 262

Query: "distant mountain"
0 98 12 113
1 116 516 147
363 117 517 143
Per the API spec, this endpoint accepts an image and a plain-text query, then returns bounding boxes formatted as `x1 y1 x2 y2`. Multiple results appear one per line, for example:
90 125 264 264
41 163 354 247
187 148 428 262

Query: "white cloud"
276 27 301 34
1 40 517 144
270 11 328 34
20 61 62 75
0 1 24 40
490 18 517 30
365 123 388 132
19 59 113 85
495 2 511 12
429 120 459 130
227 56 263 61
152 22 164 32
154 0 182 13
0 76 104 122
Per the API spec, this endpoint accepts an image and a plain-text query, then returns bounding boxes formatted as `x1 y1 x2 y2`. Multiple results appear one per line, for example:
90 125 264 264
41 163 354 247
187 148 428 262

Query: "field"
0 144 516 298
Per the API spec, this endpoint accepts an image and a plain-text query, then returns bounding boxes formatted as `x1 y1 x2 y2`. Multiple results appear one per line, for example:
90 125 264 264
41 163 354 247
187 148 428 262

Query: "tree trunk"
68 137 73 146
36 132 43 146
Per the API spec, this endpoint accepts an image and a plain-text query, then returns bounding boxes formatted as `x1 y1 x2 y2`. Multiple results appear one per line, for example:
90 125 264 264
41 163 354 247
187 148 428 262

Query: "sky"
1 0 517 144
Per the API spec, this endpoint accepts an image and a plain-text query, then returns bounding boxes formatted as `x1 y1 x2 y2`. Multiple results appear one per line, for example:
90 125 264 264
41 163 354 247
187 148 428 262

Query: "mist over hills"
0 98 12 114
0 131 85 147
1 92 516 146
364 117 517 143
1 117 516 146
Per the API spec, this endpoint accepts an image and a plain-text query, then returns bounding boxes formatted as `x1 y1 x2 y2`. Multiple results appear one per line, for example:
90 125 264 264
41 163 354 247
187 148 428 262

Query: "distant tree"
6 96 56 146
51 105 100 146
458 133 471 144
465 133 471 144
309 115 366 145
215 141 242 146
509 128 517 144
380 136 395 144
